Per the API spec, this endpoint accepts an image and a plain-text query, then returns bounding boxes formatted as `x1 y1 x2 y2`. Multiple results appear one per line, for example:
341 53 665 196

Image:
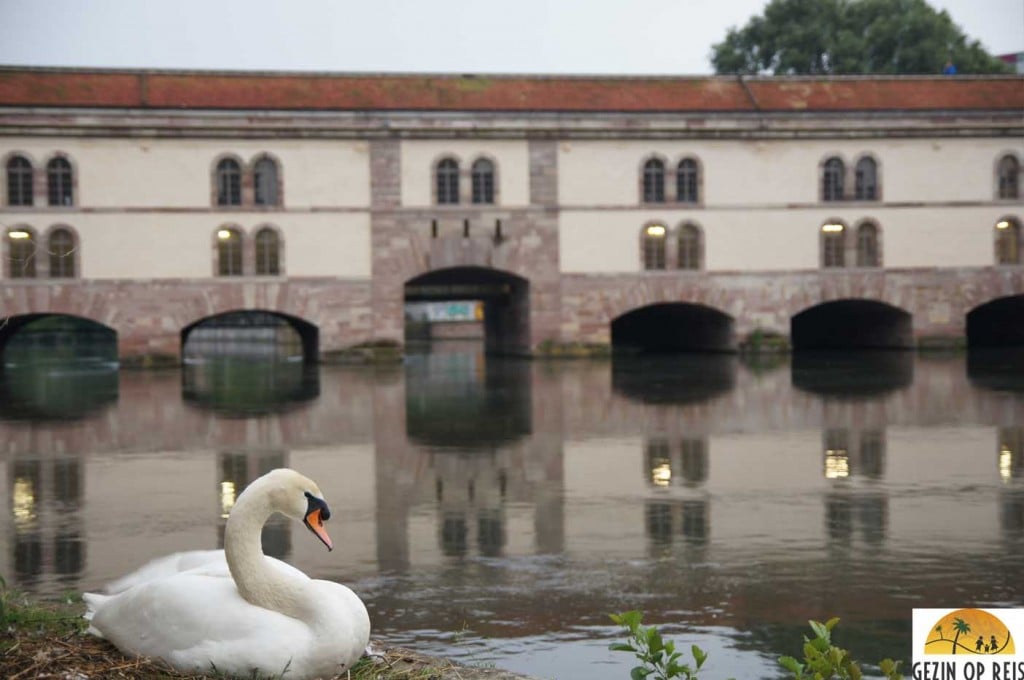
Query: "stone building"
0 68 1021 361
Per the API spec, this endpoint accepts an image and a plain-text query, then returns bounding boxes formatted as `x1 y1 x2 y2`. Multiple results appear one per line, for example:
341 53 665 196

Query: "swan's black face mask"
303 491 333 551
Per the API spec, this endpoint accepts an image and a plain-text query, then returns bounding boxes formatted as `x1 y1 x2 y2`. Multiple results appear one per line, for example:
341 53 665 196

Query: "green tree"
951 617 971 654
711 0 1011 75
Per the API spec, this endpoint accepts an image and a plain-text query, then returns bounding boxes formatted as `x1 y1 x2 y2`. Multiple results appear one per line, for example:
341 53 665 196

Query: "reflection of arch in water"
612 302 735 353
612 354 737 405
181 309 319 364
405 354 531 449
967 295 1024 348
967 349 1024 394
792 299 912 349
792 352 913 398
182 356 320 417
216 451 291 559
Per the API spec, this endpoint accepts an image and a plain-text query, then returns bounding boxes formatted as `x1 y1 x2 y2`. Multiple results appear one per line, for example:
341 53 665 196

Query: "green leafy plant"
609 610 709 680
778 618 903 680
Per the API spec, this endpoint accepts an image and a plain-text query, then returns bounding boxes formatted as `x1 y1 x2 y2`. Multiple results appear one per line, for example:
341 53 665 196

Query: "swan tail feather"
82 592 110 636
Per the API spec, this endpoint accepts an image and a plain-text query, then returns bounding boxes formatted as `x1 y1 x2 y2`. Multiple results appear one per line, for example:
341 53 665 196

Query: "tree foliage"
711 0 1011 75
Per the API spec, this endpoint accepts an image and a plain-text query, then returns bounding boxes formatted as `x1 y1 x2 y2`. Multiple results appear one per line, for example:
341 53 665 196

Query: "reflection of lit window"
13 478 37 527
651 462 672 487
220 481 236 518
825 450 850 479
1001 445 1013 482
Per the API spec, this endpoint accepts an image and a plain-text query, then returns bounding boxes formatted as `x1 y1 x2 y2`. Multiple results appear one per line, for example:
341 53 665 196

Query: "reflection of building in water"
643 438 709 555
217 450 290 559
823 429 888 545
434 449 508 558
7 457 85 589
1000 428 1024 543
999 427 1024 482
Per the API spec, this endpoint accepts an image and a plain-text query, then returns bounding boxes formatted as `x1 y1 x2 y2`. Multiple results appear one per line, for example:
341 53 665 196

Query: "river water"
1 342 1022 679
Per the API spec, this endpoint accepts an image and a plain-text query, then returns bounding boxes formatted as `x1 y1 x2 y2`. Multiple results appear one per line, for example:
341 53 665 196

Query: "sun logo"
924 609 1015 655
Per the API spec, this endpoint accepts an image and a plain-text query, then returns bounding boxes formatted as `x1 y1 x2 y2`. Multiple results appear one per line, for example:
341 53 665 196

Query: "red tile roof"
1 68 1021 113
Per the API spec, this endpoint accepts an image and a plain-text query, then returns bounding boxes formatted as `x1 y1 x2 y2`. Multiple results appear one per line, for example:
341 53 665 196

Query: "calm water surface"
2 343 1023 679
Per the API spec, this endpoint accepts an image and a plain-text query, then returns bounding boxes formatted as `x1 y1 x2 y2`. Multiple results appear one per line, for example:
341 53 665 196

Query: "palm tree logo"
925 609 1015 655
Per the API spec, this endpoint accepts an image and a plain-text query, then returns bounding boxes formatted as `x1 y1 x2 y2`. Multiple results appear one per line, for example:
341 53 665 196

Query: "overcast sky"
0 0 1020 75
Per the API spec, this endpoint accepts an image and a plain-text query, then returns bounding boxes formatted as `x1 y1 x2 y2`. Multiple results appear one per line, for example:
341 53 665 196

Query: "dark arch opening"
967 295 1024 348
611 303 735 353
791 299 913 350
404 266 530 356
613 354 737 404
180 310 319 364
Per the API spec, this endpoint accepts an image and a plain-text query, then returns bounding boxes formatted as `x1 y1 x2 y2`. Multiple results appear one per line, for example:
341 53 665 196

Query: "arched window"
471 158 495 204
6 155 33 206
6 228 36 278
643 158 665 203
216 158 242 206
822 157 845 201
996 218 1021 265
821 222 846 268
47 157 73 206
678 222 702 270
998 155 1020 200
856 222 880 267
642 224 667 270
48 227 76 278
253 157 280 206
216 227 244 275
854 157 877 201
677 158 699 203
255 227 280 275
436 158 460 204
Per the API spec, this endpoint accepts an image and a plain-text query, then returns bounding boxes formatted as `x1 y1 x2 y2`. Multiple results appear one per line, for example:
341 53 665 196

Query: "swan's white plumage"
84 469 371 679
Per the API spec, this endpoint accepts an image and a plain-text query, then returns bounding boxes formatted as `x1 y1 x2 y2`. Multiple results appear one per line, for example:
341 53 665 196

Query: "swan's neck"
224 492 309 621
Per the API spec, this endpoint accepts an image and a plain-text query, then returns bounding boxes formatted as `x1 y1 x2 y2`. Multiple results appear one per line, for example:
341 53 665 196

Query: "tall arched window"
642 158 665 203
821 222 846 267
856 222 880 267
998 155 1020 200
6 155 33 206
253 157 280 206
642 224 667 270
678 223 702 270
677 158 699 203
216 159 242 206
216 227 244 275
823 157 845 201
854 157 877 201
996 218 1021 265
255 227 280 275
436 158 460 204
6 228 37 278
49 227 76 278
47 157 73 206
471 158 495 204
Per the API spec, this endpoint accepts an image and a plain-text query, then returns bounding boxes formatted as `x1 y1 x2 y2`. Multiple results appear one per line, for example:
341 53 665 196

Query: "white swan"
84 468 371 679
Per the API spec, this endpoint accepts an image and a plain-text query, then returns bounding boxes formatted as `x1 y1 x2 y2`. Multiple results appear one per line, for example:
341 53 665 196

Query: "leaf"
609 643 636 652
779 655 804 675
825 617 840 631
692 644 708 669
631 666 652 680
808 620 830 642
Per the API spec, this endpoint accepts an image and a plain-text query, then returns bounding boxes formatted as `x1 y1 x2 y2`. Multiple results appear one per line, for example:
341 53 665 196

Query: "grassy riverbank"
0 589 532 680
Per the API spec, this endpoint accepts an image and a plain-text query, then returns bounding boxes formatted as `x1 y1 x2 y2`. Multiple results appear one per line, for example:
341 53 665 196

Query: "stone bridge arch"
180 309 319 364
791 299 913 350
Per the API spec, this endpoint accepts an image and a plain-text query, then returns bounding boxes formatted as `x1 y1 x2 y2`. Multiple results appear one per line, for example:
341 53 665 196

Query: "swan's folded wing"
90 571 313 676
103 550 226 593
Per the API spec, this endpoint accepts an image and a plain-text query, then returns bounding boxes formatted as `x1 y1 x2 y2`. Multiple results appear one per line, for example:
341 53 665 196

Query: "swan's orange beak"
303 493 334 551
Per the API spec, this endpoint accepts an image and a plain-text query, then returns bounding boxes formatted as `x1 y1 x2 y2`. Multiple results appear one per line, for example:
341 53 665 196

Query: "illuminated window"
642 224 667 270
216 158 242 206
217 227 243 276
47 157 73 206
996 218 1021 265
6 228 37 278
856 222 880 267
676 158 699 203
49 227 76 278
821 222 846 268
642 158 665 203
6 155 33 206
253 157 280 206
678 222 702 270
471 158 495 204
822 157 844 201
254 227 280 275
854 156 877 201
436 158 459 204
998 155 1020 200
